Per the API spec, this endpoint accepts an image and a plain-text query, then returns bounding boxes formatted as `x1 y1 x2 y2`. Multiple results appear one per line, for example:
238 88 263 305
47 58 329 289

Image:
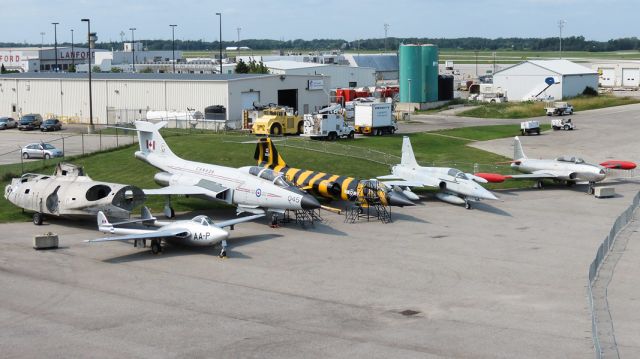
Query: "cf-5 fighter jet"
133 121 320 217
4 163 145 225
474 136 637 193
87 207 263 257
378 136 498 209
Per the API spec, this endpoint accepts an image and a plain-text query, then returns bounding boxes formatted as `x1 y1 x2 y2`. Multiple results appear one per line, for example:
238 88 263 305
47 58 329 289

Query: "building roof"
264 60 328 70
0 72 277 82
495 59 597 76
345 54 398 72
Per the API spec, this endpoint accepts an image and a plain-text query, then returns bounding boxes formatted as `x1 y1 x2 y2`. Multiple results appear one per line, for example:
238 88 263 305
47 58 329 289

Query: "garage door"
599 68 615 87
622 68 640 87
241 91 260 109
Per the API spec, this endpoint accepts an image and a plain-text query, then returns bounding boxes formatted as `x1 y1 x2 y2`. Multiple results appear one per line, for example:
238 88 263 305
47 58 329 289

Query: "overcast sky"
3 0 636 45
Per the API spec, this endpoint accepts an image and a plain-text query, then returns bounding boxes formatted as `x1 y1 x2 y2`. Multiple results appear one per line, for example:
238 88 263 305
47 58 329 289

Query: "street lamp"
52 22 59 72
170 24 177 73
129 27 136 72
558 19 567 59
70 29 74 69
216 12 222 74
236 27 241 43
40 32 45 48
384 23 389 53
81 18 93 131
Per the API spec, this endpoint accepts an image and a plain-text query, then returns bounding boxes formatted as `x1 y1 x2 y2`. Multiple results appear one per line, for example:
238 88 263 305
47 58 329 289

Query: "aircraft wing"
379 180 429 188
144 184 228 201
215 214 265 229
508 171 564 180
85 228 189 243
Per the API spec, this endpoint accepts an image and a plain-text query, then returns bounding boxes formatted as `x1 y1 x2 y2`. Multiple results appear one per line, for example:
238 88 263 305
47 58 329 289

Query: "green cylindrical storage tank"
399 44 422 103
421 44 439 102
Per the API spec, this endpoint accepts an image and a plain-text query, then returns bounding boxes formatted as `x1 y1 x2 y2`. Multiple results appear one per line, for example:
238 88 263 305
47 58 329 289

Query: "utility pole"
475 50 479 77
384 23 390 53
236 27 241 43
52 22 59 71
70 29 74 69
170 24 177 73
129 27 136 72
81 18 94 131
558 19 566 59
40 32 45 48
216 12 222 74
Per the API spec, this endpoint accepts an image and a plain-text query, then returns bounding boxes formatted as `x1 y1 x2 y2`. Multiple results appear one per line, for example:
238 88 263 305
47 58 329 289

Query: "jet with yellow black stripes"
248 137 415 208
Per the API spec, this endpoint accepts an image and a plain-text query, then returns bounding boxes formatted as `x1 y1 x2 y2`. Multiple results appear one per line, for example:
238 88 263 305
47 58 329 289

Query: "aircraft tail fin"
97 211 113 232
254 138 287 170
134 121 176 158
513 136 527 160
400 136 418 167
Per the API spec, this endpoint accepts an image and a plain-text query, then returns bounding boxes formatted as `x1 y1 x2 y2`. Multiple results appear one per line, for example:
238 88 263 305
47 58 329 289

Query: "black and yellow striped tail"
255 137 287 171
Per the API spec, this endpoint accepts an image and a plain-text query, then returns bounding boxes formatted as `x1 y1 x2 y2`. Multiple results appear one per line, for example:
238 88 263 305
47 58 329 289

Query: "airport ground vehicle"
545 101 573 116
354 102 397 136
0 117 17 129
21 142 64 159
41 118 63 131
251 106 303 136
301 105 355 140
520 120 540 135
17 114 43 130
551 118 574 131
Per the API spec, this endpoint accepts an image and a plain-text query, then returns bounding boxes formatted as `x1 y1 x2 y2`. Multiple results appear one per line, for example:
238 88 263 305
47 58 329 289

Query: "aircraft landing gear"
164 196 175 218
219 240 228 258
150 240 162 255
464 200 471 210
535 180 544 189
33 212 44 225
588 181 595 195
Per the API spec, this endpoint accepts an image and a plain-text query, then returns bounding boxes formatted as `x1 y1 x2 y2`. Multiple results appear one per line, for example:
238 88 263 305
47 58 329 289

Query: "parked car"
18 114 43 130
41 118 63 132
0 117 17 129
21 142 64 159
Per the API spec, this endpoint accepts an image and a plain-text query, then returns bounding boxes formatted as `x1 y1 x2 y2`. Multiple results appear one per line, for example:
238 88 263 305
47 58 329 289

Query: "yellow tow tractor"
250 105 303 136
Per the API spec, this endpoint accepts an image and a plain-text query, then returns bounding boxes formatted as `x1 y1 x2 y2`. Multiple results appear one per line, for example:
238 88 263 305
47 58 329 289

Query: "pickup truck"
545 102 574 116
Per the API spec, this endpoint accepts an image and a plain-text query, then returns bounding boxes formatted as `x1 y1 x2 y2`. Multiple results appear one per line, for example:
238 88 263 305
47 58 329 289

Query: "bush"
582 86 598 96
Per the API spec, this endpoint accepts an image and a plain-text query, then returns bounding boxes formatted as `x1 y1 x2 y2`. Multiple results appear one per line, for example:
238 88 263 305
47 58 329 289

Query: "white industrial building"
0 73 329 128
590 61 640 88
493 60 599 101
264 60 376 88
0 47 100 72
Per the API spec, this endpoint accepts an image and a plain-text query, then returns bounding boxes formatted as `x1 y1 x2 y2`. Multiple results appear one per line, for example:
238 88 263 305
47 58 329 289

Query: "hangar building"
492 59 598 101
591 61 640 88
0 47 98 72
0 73 328 128
264 60 376 88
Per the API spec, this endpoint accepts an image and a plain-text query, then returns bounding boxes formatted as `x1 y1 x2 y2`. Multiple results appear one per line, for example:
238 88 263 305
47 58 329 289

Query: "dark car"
41 118 63 132
0 117 17 130
18 114 43 131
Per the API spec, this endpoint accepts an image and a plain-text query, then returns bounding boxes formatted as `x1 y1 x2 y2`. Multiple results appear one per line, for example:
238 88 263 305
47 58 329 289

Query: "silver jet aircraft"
474 136 637 193
87 207 263 257
378 136 498 209
133 120 320 217
4 162 145 225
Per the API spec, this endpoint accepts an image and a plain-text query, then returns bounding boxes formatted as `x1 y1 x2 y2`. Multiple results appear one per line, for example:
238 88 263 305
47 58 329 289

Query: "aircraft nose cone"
301 194 321 210
476 186 499 201
387 191 415 207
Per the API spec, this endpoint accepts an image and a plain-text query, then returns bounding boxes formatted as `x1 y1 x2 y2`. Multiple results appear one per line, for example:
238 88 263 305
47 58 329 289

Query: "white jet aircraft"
86 207 264 257
378 136 498 209
132 121 320 217
474 136 637 193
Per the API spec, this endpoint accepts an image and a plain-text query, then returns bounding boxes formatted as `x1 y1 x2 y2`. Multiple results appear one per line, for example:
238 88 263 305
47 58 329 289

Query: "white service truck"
302 112 355 140
520 120 540 135
354 102 397 136
545 101 574 116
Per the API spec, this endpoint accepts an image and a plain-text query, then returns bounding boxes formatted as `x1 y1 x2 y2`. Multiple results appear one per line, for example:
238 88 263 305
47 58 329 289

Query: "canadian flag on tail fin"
146 140 156 151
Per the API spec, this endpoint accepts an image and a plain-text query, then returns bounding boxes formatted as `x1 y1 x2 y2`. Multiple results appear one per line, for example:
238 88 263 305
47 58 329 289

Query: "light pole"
40 32 45 48
71 29 75 69
474 50 479 77
216 12 222 74
384 23 389 53
129 27 136 72
236 27 241 43
52 22 59 71
170 24 177 73
558 19 566 59
81 19 93 131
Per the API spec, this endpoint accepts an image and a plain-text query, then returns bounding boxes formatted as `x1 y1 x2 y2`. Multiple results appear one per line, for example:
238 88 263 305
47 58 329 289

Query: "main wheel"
271 124 282 136
33 212 43 225
464 202 471 210
151 240 162 255
536 180 544 189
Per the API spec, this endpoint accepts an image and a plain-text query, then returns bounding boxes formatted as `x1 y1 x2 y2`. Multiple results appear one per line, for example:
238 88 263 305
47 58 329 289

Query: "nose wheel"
464 201 471 210
588 181 595 195
219 240 228 258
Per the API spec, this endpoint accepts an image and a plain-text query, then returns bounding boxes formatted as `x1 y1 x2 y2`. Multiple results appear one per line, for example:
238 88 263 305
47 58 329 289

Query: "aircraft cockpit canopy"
192 215 214 227
556 156 584 164
248 166 293 187
448 168 469 180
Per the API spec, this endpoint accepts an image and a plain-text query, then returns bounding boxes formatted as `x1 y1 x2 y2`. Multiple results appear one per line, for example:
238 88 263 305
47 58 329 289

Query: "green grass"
0 124 545 223
458 95 640 119
438 50 640 64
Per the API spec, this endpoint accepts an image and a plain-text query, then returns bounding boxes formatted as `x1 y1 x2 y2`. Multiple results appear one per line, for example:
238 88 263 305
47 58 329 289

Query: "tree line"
2 36 639 52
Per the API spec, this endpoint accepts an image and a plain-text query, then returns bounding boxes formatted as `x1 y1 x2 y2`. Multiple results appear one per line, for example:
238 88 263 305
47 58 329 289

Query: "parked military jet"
252 137 414 208
86 207 264 257
474 136 637 193
4 162 145 225
377 136 498 209
132 121 320 217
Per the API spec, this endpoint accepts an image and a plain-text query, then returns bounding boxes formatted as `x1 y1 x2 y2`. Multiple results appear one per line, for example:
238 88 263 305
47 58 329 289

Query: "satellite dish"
545 77 556 85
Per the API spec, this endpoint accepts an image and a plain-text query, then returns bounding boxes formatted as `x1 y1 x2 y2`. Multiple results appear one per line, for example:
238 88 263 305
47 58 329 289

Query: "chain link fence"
588 190 640 359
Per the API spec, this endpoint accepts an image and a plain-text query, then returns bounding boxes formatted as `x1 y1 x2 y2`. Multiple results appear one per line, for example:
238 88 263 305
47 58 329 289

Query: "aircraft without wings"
378 136 498 209
4 163 145 225
86 206 264 257
474 136 636 193
132 121 320 217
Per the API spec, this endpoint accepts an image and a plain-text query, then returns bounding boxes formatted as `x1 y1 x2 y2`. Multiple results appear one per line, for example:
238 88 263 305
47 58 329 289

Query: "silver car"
0 117 17 129
21 142 64 159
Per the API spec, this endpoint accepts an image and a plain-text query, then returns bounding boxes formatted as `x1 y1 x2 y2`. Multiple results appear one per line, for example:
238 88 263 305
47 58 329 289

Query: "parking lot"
1 105 639 357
